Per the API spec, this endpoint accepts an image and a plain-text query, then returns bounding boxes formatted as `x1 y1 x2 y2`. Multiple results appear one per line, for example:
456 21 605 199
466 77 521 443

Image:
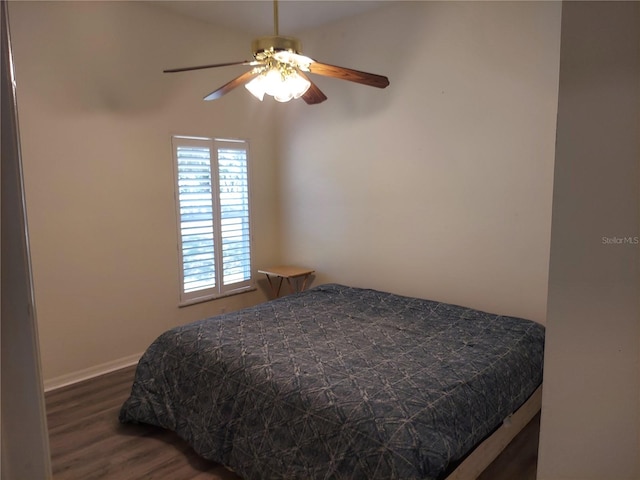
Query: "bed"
119 283 545 479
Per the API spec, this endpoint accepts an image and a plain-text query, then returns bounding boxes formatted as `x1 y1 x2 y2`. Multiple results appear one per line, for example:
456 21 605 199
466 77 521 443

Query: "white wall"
9 1 562 387
279 1 561 323
8 0 282 384
537 2 640 479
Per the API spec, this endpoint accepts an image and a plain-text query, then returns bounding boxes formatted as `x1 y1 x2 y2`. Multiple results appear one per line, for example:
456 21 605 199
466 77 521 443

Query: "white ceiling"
157 1 389 36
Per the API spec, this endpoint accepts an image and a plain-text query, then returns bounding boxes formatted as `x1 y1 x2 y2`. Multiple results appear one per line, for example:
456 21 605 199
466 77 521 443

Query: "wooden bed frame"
447 386 542 479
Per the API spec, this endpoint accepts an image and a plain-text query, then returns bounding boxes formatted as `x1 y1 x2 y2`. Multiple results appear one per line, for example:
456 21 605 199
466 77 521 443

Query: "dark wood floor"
46 366 540 479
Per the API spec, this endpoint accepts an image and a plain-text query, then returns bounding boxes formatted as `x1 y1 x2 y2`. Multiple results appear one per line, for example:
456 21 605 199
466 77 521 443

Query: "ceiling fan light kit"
244 36 313 102
245 67 310 102
164 1 389 105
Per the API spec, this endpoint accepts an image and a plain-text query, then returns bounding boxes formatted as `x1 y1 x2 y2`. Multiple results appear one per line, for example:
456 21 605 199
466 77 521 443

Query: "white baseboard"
43 352 143 392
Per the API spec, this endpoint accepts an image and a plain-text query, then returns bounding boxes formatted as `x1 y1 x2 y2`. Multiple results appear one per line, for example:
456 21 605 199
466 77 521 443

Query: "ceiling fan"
164 0 390 105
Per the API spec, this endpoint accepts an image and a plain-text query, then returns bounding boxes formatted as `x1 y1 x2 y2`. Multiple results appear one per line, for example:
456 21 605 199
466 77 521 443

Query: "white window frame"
172 135 254 305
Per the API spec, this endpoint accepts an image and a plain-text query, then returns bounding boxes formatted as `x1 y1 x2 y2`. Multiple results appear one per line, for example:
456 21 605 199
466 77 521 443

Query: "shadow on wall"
11 1 249 114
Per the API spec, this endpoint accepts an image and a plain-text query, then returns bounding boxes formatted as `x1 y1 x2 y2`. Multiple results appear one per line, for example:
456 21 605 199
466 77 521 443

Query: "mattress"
119 283 545 479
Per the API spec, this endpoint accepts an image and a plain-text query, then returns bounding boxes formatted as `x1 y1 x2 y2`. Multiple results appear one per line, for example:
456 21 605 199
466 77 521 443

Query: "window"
172 136 253 304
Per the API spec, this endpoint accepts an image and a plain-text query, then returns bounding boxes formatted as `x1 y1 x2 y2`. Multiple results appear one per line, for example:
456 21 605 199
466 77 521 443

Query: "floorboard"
46 366 539 479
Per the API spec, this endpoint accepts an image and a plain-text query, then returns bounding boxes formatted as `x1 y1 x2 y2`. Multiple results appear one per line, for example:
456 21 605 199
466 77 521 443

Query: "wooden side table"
258 266 315 298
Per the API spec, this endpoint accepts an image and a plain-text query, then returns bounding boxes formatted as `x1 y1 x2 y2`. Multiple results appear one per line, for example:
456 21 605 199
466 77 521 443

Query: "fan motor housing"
252 36 303 57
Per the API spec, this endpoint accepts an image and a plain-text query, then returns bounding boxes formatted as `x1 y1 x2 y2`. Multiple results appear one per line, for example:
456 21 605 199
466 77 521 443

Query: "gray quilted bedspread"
119 284 545 480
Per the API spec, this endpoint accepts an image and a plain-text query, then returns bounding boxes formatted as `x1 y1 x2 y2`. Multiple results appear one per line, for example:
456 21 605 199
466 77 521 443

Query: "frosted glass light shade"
245 75 266 101
245 67 311 103
288 71 311 99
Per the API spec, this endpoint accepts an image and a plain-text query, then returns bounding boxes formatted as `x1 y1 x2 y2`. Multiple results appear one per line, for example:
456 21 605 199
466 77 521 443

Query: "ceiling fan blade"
308 62 389 89
164 60 256 73
299 72 327 105
203 70 260 101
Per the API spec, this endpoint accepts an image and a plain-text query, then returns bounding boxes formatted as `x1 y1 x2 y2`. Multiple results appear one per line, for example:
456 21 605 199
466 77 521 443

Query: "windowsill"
178 285 257 308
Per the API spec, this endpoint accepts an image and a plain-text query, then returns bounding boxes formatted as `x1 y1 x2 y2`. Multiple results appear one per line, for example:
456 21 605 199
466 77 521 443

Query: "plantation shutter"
176 142 217 297
173 137 252 303
217 143 252 293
